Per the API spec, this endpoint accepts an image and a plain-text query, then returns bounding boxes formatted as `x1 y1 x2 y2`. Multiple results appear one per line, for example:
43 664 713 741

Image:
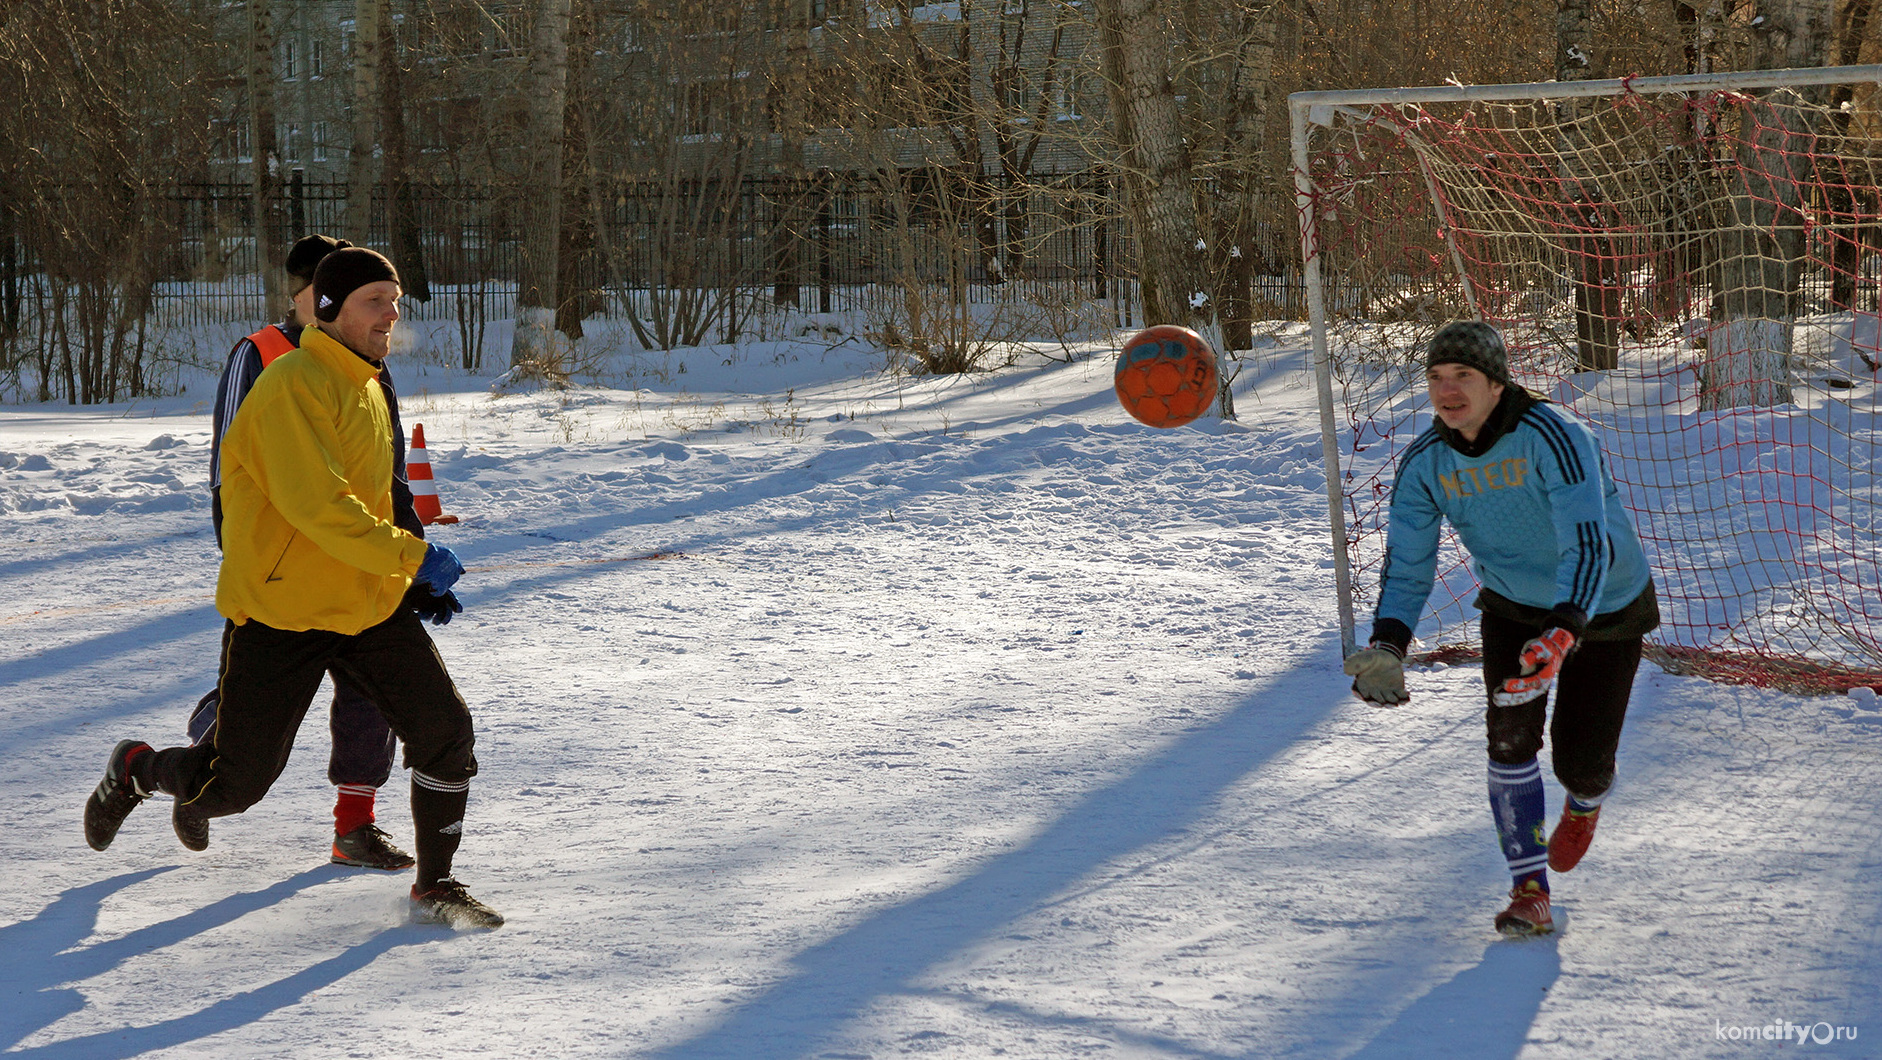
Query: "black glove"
406 584 463 626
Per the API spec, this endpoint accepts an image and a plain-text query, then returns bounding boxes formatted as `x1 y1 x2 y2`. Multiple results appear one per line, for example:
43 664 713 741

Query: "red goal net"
1294 67 1882 692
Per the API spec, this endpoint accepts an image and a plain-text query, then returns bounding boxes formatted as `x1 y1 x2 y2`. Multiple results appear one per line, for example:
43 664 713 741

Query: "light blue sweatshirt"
1373 396 1652 641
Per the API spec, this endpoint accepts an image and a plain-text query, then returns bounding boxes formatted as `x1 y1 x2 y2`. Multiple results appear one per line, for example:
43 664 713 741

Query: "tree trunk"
1556 0 1620 371
1210 0 1279 418
1702 0 1834 408
555 13 597 342
1828 0 1877 308
1705 95 1812 409
344 0 384 242
510 0 574 370
770 0 815 308
248 0 283 317
1753 0 1838 73
379 6 429 301
1093 0 1209 333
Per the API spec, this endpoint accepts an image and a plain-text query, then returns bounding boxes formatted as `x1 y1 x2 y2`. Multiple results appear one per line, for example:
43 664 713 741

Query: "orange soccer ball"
1114 325 1218 428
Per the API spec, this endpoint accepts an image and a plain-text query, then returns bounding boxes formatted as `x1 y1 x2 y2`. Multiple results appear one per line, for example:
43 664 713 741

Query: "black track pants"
186 622 397 789
1480 611 1642 800
151 609 475 818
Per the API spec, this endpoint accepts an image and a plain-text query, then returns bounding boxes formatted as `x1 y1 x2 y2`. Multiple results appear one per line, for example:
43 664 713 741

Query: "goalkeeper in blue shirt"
1343 321 1660 936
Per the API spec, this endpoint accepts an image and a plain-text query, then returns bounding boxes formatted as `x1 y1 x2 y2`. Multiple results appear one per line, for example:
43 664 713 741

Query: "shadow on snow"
644 650 1357 1059
0 865 433 1059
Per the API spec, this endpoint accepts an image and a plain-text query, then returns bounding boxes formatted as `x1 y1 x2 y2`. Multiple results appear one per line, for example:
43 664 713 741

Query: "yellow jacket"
216 326 429 633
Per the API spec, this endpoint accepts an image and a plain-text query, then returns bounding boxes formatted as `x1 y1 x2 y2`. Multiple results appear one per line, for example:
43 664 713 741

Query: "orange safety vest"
247 324 296 368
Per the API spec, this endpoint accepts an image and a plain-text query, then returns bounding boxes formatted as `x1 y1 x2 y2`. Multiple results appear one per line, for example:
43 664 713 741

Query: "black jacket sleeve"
377 368 426 541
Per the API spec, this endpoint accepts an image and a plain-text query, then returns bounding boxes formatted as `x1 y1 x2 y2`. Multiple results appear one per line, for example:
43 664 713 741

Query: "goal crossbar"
1288 63 1882 111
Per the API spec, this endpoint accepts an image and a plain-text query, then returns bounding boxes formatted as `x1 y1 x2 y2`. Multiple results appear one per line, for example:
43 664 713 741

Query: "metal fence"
0 173 1306 404
113 175 1304 327
123 175 1141 325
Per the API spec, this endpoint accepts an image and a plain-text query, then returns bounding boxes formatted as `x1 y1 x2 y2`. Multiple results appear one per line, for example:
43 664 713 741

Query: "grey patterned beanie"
1426 321 1510 386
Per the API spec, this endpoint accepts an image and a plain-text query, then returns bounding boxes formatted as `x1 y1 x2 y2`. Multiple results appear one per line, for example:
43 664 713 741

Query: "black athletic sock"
141 745 189 798
411 772 469 890
126 745 159 795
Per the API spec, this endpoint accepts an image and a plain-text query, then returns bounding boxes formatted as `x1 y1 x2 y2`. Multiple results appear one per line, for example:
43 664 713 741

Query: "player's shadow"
1338 938 1562 1060
0 604 218 741
0 864 428 1058
647 651 1350 1060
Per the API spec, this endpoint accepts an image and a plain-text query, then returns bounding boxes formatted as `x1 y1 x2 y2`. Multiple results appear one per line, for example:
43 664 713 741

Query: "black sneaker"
410 877 504 929
84 740 154 851
331 824 416 870
172 799 210 851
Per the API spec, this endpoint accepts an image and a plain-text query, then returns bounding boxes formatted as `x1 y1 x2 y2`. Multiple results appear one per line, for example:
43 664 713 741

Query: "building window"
283 40 297 80
677 82 717 139
312 121 328 162
1056 71 1087 121
211 118 231 161
213 118 252 162
312 39 324 78
283 124 301 161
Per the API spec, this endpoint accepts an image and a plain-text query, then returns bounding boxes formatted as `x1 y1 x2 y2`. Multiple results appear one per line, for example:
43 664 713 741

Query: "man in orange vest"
184 234 457 869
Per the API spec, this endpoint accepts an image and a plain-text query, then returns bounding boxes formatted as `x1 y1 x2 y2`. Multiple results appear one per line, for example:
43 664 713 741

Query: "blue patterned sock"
1488 757 1549 891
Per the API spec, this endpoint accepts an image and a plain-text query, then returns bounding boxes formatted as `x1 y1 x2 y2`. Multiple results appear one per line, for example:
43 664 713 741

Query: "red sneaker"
1548 805 1601 872
1494 879 1553 936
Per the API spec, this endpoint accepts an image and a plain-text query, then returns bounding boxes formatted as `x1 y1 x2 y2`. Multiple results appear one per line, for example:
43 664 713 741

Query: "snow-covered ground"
2 324 1877 1058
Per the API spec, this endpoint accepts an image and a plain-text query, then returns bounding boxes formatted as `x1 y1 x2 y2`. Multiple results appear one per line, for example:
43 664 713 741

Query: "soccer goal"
1292 65 1882 692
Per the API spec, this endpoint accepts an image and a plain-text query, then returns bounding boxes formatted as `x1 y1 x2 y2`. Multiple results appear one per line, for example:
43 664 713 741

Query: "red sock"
333 785 377 837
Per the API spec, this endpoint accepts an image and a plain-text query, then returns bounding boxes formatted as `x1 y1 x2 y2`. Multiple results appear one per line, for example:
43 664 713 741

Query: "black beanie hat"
1426 320 1510 386
312 247 400 322
284 234 353 293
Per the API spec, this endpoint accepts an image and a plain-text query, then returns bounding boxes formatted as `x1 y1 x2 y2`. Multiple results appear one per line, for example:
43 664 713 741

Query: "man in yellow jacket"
84 247 501 929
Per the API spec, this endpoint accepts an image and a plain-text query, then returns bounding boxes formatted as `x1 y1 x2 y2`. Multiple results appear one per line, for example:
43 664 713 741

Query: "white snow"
2 328 1877 1058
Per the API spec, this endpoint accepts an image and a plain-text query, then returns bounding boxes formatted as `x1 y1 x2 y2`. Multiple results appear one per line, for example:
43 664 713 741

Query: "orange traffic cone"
407 423 458 525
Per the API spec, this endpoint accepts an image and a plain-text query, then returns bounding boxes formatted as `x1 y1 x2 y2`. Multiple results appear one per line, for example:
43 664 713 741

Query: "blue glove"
409 587 463 626
415 543 464 596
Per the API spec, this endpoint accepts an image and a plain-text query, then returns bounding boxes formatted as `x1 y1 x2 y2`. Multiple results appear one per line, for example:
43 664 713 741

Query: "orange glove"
1492 627 1576 707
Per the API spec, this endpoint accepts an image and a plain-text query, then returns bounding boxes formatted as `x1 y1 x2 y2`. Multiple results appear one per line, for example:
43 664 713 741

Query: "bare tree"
585 1 769 352
1827 0 1879 308
809 4 1035 373
344 0 385 241
768 0 817 309
961 0 1080 284
1160 0 1284 417
1556 0 1622 370
1208 1 1280 359
554 0 603 341
1749 0 1840 68
0 0 219 403
1702 0 1836 408
510 0 574 371
380 3 431 302
1093 0 1210 332
249 0 284 316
